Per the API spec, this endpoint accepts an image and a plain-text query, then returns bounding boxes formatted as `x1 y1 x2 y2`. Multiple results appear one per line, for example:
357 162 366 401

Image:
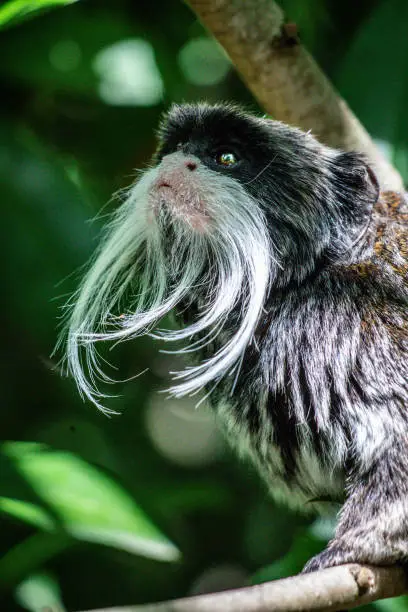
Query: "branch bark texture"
186 0 403 191
80 564 408 612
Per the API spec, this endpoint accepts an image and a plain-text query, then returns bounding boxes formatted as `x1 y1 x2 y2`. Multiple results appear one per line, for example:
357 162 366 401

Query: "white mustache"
62 161 276 412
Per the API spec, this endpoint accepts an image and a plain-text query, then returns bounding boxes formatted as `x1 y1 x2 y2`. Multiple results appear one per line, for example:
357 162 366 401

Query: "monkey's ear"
329 152 379 257
332 151 380 207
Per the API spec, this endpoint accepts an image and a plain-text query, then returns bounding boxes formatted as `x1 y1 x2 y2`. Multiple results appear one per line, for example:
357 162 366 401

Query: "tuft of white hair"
63 161 275 412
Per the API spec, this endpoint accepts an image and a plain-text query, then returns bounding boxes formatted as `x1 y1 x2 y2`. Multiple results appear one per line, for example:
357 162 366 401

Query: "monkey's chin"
151 189 211 234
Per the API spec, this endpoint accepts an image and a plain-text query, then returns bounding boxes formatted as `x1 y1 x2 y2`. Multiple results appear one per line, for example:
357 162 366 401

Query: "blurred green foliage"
0 1 78 29
1 0 408 610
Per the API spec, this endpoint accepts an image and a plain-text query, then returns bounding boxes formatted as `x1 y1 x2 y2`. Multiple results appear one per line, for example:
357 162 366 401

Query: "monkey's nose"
185 160 198 171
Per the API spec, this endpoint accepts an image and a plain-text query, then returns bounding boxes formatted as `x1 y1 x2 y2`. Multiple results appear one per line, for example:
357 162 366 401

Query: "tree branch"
186 0 403 191
80 564 408 612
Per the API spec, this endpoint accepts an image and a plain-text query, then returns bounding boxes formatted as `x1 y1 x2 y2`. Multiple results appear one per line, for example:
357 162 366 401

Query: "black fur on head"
158 103 379 284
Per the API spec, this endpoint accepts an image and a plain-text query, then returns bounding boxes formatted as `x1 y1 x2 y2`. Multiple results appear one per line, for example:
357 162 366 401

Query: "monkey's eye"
215 151 238 167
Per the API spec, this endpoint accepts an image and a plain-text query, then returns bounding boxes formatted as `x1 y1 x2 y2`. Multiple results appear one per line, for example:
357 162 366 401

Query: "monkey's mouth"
150 182 211 232
157 180 172 189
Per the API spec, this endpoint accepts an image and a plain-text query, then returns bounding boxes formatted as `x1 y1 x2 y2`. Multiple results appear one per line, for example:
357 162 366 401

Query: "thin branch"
80 564 408 612
186 0 403 191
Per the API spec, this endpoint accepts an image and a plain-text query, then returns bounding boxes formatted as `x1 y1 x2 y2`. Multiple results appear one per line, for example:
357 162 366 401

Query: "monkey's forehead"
155 103 316 165
158 103 271 151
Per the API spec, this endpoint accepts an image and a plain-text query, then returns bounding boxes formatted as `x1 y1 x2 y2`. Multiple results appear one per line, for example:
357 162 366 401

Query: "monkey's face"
147 105 274 257
150 104 377 274
65 104 378 409
150 103 303 244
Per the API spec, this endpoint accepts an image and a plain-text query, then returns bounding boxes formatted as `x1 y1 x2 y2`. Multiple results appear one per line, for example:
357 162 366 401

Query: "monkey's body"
212 190 408 569
66 104 408 571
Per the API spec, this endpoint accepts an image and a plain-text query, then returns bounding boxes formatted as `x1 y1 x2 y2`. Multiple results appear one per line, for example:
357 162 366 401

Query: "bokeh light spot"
178 37 231 86
145 395 223 467
93 38 164 107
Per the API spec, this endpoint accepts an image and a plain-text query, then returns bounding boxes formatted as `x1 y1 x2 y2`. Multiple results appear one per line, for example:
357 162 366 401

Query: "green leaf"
15 571 66 612
0 497 56 531
0 533 72 588
0 442 180 562
0 0 78 29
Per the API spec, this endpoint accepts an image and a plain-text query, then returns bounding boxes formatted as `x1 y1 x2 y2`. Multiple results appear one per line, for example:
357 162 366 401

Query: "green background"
1 1 408 610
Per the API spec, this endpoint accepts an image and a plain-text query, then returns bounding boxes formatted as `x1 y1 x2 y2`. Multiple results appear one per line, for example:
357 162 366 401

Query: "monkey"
63 103 408 572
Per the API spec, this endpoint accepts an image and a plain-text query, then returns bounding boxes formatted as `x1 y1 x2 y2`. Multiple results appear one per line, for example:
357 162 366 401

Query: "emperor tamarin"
65 103 408 572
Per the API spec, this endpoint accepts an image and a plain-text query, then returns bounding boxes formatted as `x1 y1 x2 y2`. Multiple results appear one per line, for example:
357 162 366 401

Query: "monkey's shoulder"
345 191 408 285
371 191 408 277
374 190 408 225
